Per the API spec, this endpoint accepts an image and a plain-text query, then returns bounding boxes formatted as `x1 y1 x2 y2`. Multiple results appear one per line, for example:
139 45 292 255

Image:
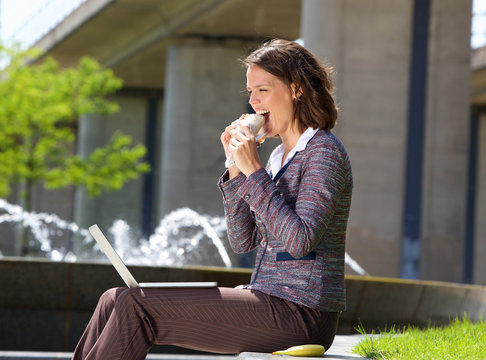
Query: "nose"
249 92 259 106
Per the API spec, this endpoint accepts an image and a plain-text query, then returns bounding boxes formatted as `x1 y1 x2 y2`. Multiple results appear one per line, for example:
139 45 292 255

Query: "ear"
291 83 303 99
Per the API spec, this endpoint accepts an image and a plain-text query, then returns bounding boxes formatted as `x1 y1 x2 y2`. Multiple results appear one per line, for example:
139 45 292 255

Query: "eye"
247 88 268 98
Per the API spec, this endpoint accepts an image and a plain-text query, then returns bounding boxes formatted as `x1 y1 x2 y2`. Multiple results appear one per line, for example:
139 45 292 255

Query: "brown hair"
243 39 338 131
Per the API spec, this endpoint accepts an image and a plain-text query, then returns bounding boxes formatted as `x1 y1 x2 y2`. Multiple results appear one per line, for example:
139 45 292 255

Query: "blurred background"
0 0 484 285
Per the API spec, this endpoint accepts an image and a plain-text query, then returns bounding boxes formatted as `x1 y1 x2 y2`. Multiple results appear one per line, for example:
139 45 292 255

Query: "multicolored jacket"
218 130 353 312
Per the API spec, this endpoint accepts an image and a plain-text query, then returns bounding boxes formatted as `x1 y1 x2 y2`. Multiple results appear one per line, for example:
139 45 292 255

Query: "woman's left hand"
228 124 263 177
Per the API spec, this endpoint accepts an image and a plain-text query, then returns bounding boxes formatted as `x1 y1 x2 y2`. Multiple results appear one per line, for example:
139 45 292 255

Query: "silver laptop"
89 224 218 288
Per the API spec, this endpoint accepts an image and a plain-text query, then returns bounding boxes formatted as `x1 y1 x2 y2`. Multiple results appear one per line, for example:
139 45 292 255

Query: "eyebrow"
247 83 270 91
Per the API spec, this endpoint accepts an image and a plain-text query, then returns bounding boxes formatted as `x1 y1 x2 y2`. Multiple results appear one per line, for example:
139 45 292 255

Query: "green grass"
353 317 486 360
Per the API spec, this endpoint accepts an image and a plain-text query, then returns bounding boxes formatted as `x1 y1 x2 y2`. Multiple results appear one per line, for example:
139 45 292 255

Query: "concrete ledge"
2 258 486 352
340 275 486 332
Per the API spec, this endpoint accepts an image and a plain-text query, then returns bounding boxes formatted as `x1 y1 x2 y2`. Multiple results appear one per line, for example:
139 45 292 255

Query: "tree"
0 46 150 254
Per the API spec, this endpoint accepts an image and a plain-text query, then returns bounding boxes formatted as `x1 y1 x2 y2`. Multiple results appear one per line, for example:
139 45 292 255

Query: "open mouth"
256 110 270 123
255 110 269 143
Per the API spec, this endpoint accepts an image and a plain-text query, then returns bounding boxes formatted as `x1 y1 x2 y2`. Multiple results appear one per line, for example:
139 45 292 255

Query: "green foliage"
46 132 150 196
353 316 486 360
0 45 150 199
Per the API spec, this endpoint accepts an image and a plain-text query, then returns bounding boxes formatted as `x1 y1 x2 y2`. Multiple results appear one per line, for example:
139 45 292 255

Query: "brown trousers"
72 287 340 360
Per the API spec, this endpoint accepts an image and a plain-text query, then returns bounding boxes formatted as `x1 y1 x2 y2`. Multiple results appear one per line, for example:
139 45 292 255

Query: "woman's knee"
113 287 144 311
98 287 126 309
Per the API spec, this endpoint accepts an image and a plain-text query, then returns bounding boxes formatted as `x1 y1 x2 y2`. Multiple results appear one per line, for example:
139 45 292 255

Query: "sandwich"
238 113 266 143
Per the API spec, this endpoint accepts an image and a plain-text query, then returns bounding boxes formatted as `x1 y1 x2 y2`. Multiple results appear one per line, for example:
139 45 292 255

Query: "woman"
72 39 352 360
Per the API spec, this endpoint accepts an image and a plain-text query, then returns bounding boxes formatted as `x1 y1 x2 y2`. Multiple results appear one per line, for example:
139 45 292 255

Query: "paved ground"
239 335 368 359
322 335 368 359
0 335 368 360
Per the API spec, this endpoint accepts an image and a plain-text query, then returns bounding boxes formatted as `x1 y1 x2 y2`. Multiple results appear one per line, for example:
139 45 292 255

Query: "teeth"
256 110 269 115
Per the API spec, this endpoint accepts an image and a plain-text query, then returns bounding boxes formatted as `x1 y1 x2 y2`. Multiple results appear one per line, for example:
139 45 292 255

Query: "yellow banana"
272 344 325 357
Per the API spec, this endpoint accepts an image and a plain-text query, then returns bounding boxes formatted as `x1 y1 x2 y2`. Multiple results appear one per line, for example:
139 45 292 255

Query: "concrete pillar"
74 94 160 242
420 0 472 282
474 113 486 285
302 0 413 277
301 0 472 281
158 39 274 218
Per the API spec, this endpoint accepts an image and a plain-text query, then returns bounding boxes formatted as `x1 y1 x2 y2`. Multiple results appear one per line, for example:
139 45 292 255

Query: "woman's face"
246 65 296 139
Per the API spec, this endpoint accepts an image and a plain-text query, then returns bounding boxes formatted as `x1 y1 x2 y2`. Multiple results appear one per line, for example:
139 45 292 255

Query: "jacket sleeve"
235 143 350 258
218 171 264 254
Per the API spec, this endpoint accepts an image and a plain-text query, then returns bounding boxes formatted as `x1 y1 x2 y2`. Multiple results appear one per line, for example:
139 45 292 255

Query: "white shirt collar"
269 127 319 179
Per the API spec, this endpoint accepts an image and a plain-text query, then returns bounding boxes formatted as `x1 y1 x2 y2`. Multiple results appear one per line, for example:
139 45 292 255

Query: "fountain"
108 209 232 268
0 198 89 261
0 198 233 267
0 197 366 274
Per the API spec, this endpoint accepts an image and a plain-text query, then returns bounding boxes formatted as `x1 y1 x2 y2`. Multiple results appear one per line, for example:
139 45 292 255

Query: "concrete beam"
35 0 115 55
103 0 229 67
33 0 301 88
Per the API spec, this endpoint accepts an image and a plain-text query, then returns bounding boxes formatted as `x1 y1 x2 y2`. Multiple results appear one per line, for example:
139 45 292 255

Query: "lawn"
353 317 486 359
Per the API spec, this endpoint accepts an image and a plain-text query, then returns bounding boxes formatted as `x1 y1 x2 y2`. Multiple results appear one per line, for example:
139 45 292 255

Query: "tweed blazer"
218 130 353 312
